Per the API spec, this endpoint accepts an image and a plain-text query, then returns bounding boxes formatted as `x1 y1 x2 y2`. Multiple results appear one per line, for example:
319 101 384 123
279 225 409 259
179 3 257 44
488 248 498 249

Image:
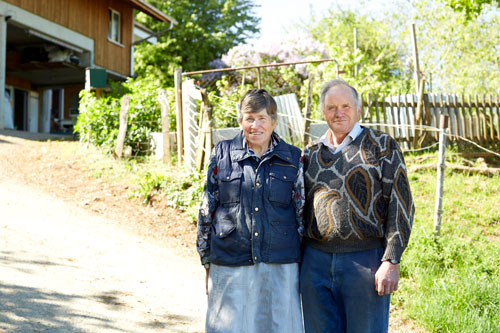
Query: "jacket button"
226 176 230 180
254 256 258 261
219 232 223 236
256 182 260 187
283 176 287 179
255 207 259 212
254 232 259 237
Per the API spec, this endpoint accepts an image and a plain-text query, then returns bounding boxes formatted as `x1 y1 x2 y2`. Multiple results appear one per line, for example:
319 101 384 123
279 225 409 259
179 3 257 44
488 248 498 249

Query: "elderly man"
300 79 414 332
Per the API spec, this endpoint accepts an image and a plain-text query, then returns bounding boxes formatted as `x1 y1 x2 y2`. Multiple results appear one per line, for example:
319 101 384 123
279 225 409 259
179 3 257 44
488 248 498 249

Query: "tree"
305 7 411 95
134 0 260 85
401 0 500 94
443 0 500 19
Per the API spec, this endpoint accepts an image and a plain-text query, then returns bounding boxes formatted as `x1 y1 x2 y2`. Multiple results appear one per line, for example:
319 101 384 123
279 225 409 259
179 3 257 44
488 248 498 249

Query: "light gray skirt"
206 262 303 333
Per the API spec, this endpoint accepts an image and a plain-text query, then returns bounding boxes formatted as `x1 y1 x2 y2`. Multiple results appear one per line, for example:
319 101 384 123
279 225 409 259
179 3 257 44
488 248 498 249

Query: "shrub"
74 78 175 156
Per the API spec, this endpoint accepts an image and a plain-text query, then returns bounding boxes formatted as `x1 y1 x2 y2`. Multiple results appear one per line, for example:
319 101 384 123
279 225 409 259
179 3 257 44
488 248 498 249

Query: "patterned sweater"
303 127 414 262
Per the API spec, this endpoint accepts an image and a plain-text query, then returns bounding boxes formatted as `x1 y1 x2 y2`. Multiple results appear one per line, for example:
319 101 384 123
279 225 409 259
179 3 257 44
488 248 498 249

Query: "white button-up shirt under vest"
319 122 363 154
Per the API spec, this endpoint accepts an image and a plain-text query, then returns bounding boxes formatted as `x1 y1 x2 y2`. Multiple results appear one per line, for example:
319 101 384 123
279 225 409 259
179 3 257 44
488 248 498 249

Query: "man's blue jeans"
300 245 390 333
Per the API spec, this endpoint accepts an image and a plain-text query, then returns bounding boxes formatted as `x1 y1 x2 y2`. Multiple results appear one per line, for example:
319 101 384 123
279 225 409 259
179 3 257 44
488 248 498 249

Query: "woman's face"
240 109 277 149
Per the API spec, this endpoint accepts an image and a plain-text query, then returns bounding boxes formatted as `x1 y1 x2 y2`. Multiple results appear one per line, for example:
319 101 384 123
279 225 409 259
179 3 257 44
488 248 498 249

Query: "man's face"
322 85 361 136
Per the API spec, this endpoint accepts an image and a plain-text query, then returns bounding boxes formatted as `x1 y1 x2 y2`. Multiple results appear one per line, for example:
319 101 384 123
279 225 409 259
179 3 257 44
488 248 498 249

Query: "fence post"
433 113 448 237
410 23 421 95
114 95 131 158
174 68 184 166
302 75 314 146
158 89 171 164
414 77 426 148
196 89 213 171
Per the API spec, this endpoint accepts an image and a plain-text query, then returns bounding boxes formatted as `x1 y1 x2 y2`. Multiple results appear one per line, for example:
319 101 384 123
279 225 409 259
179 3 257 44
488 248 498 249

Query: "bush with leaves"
75 77 175 156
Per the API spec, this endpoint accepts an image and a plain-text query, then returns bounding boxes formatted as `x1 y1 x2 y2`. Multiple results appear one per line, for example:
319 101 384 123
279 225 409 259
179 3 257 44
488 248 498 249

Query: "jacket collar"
230 131 293 163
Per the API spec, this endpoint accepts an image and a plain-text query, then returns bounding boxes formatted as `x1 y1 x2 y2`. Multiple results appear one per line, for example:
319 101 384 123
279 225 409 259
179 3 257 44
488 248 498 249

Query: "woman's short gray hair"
238 89 278 123
319 79 361 111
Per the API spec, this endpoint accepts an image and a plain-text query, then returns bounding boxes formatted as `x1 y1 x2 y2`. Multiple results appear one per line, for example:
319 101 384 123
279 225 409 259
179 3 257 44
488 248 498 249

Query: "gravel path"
0 175 206 332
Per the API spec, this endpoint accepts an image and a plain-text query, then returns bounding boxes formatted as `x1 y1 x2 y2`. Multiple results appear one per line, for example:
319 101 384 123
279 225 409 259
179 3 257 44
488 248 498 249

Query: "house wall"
4 0 133 77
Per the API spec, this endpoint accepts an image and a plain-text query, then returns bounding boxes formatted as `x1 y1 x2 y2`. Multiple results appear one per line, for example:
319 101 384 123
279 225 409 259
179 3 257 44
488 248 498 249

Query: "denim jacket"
201 132 302 266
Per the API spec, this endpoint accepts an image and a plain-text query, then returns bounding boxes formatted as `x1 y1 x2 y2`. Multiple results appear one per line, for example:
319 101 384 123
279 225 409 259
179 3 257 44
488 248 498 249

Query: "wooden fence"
359 93 500 149
176 80 500 171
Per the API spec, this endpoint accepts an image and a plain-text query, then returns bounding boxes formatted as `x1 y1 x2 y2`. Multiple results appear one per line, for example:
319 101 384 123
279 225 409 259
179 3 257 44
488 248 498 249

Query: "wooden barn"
0 0 176 133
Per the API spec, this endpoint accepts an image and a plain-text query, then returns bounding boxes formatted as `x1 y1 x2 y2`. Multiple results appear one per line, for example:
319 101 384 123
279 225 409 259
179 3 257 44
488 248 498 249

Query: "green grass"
395 152 500 332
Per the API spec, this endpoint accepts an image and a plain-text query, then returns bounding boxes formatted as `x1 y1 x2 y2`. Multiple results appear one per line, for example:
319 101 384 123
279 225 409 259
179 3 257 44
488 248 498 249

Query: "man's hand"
374 261 399 296
205 267 210 295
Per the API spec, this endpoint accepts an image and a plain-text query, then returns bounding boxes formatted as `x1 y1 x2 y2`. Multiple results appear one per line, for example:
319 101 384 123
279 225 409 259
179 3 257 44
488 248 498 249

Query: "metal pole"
433 114 448 236
182 58 339 76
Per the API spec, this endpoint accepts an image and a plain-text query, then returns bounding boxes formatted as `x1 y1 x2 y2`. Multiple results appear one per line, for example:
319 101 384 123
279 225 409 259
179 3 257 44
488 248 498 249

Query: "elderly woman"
196 89 304 332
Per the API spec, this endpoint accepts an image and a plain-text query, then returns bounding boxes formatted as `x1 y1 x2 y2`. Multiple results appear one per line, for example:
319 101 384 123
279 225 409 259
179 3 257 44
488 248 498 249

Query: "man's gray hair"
319 79 361 111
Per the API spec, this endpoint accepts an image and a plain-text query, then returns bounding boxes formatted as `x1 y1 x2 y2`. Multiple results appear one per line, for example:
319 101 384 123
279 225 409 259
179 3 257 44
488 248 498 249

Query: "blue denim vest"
209 132 302 266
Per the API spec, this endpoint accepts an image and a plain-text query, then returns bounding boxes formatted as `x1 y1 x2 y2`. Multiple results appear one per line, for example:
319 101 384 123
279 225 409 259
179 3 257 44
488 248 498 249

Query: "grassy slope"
396 153 500 332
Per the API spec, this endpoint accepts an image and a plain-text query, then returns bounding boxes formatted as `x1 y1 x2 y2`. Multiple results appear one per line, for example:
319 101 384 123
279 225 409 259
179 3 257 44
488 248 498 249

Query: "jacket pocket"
269 222 300 260
213 217 236 238
218 169 242 205
269 166 297 206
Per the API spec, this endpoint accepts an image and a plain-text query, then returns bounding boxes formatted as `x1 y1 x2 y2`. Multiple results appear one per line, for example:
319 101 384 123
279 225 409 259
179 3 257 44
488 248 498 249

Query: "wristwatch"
387 259 400 265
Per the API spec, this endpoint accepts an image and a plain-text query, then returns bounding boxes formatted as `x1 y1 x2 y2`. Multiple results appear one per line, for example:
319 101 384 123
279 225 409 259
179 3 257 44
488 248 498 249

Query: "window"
108 9 121 43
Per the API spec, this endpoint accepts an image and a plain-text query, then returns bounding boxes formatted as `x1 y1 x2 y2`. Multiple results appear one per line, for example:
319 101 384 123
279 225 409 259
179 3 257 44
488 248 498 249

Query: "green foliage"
306 8 412 95
444 0 499 19
74 78 176 155
395 153 500 332
401 0 500 94
131 171 166 205
130 168 204 221
164 172 204 221
74 88 121 150
134 0 260 85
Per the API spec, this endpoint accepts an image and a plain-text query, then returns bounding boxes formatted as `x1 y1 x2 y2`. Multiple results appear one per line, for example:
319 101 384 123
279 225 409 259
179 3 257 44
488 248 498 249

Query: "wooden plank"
397 94 403 139
454 94 464 137
381 95 389 135
409 93 415 145
462 94 470 139
175 69 184 165
375 94 381 132
473 95 481 141
114 95 131 158
403 94 411 144
364 93 371 123
481 94 488 142
158 89 171 164
449 94 457 137
438 94 445 133
430 94 438 140
496 95 500 141
487 94 495 141
390 96 398 138
302 76 314 146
